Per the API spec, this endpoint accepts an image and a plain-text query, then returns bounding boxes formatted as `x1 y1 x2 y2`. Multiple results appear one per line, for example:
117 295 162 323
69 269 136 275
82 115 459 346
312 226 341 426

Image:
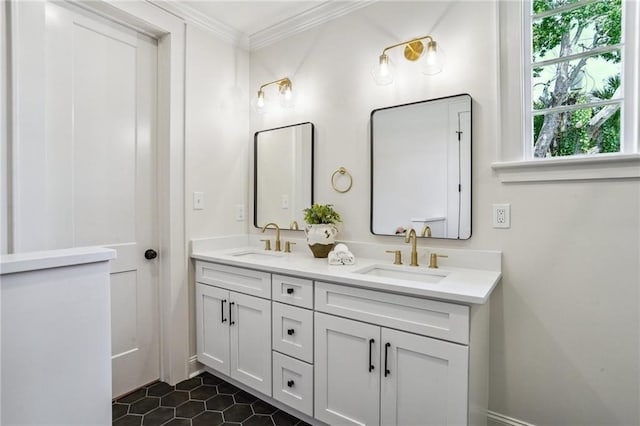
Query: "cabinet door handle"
286 287 294 294
384 342 391 377
229 302 235 325
369 338 375 372
221 299 227 323
287 380 294 388
287 328 295 335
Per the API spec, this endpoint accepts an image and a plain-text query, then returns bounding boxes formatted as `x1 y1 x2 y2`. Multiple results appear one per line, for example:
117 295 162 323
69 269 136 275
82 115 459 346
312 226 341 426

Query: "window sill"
491 154 640 183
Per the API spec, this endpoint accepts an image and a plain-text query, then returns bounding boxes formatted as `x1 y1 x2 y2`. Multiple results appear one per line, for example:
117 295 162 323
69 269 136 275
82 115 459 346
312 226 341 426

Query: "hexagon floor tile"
113 372 308 426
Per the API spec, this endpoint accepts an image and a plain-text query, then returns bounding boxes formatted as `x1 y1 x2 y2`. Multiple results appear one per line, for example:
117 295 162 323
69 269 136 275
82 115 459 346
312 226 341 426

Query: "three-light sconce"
372 34 443 85
254 77 294 112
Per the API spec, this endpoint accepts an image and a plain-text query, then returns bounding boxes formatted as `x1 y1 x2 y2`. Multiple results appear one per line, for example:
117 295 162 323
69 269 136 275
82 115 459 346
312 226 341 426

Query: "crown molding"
148 0 250 49
250 1 376 51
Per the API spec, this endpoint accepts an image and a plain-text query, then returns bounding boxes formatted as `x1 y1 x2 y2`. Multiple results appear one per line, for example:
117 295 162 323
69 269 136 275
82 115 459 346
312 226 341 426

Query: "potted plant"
303 203 341 258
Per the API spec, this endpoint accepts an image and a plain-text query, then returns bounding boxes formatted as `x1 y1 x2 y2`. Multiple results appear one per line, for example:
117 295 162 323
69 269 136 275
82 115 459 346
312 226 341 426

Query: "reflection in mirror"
254 122 314 230
371 94 471 239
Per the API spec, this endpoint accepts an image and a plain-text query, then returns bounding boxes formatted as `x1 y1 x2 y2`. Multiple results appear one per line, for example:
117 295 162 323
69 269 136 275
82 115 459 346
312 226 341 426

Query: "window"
492 0 638 182
524 0 626 158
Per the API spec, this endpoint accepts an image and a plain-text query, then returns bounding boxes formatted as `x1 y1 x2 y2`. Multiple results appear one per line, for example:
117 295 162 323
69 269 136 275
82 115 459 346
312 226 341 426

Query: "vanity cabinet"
314 313 468 426
195 263 272 396
193 259 491 426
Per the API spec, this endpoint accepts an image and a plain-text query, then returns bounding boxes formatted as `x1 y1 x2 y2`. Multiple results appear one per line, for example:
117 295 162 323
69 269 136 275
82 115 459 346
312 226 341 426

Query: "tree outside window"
528 0 623 157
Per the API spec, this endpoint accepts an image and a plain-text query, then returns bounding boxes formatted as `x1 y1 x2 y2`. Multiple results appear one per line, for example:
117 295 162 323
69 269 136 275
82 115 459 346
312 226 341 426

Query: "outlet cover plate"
235 204 245 221
493 203 511 228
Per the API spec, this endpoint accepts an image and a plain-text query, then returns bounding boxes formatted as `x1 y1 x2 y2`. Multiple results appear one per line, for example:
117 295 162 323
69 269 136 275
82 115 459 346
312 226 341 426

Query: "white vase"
304 224 338 258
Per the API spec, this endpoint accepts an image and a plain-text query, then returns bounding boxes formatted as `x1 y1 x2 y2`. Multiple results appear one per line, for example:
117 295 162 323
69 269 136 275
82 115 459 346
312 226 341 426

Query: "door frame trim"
59 0 189 386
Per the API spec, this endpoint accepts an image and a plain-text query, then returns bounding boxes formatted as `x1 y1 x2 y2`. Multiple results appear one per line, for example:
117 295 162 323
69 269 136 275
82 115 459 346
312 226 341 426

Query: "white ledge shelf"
492 153 640 183
0 246 116 275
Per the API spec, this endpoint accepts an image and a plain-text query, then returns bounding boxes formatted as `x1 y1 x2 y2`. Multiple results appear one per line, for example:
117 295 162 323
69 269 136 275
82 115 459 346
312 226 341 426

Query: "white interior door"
14 1 160 398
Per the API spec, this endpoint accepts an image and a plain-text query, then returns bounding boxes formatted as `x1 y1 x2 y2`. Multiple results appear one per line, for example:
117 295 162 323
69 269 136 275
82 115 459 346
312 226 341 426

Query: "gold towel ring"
331 167 353 193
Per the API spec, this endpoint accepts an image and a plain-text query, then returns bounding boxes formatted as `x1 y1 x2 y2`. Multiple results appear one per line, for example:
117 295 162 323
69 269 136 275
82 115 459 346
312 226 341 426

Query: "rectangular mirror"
371 94 471 239
254 122 314 230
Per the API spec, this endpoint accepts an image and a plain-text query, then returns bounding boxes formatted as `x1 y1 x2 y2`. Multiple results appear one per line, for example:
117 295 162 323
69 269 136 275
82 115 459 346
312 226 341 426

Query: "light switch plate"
193 192 204 210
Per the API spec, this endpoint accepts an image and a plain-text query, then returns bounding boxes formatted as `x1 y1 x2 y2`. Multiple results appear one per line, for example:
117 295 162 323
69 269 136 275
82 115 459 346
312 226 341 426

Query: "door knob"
144 249 158 260
287 328 295 335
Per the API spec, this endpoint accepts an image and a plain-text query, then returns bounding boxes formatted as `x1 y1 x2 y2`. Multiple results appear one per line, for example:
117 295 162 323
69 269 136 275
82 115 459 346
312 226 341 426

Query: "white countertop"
191 246 501 304
1 246 117 275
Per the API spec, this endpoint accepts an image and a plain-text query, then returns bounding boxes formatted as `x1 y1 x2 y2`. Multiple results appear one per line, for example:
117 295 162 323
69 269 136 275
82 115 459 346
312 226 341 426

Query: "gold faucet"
421 225 432 237
404 228 419 266
290 221 299 230
261 222 281 251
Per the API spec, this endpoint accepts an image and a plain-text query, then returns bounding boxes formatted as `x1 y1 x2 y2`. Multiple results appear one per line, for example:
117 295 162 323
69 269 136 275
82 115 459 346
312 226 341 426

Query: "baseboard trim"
188 355 205 378
488 411 536 426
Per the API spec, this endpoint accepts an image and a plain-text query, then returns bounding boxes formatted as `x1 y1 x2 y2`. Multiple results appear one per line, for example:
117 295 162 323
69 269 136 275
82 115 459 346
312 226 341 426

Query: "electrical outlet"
281 195 289 209
193 192 204 210
235 204 245 221
493 203 511 228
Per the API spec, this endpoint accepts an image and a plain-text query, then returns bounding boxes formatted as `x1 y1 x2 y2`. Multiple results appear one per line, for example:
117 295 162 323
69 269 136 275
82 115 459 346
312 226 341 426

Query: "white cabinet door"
380 328 469 426
195 284 230 374
314 312 381 426
230 291 272 396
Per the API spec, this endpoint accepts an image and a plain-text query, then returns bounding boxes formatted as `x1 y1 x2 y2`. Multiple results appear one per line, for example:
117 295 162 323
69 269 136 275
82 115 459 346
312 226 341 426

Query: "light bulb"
256 90 265 108
279 80 295 108
372 53 394 85
422 41 443 75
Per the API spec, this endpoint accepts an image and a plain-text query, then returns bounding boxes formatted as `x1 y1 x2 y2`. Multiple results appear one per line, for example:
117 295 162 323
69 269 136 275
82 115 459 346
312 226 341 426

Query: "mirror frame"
253 122 315 230
369 94 472 239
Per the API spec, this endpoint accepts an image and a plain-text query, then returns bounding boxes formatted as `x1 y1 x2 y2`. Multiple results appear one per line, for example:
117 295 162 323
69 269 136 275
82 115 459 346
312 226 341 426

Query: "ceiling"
182 1 326 36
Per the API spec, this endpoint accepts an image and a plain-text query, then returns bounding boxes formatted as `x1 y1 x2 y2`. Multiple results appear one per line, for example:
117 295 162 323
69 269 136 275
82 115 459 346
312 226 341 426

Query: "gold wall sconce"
372 35 443 85
254 77 294 112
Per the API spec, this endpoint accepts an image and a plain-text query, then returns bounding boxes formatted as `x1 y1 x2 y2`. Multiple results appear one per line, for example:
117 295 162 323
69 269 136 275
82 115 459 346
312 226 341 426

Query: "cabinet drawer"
272 302 313 363
315 281 469 344
272 351 313 417
196 261 271 299
272 274 313 309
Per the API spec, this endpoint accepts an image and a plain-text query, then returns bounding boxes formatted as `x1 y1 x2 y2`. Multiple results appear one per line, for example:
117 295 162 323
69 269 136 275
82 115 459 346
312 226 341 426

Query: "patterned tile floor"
113 372 309 426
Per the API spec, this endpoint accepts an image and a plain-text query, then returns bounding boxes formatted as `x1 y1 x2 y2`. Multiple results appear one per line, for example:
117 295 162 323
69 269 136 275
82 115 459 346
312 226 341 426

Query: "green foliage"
303 203 341 225
532 0 622 62
531 0 622 157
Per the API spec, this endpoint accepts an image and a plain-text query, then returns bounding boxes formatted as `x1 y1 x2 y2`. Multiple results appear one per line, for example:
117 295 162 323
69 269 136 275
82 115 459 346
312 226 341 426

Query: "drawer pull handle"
286 288 294 295
287 328 295 336
287 380 294 388
229 302 235 325
384 342 391 377
221 299 227 323
369 338 375 372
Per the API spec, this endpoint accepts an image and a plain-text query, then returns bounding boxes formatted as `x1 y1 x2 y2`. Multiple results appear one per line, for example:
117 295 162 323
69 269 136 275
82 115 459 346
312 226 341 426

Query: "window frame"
493 0 639 182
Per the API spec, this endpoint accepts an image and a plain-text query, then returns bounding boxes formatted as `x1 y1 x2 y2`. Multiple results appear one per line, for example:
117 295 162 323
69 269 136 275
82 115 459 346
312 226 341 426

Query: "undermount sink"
353 264 448 284
230 249 285 261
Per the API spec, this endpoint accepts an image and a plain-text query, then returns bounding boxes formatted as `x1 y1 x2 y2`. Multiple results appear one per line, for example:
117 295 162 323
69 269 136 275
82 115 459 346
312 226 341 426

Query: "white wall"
1 0 8 255
184 24 250 357
249 2 639 424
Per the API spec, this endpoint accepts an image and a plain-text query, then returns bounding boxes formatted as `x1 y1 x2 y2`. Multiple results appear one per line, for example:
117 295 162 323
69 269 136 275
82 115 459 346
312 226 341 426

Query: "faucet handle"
385 250 403 265
260 239 272 251
428 253 448 269
284 241 296 253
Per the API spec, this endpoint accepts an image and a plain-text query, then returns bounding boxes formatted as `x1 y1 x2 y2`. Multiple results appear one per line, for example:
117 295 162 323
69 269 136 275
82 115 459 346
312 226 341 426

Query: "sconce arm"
381 35 434 55
259 77 292 92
